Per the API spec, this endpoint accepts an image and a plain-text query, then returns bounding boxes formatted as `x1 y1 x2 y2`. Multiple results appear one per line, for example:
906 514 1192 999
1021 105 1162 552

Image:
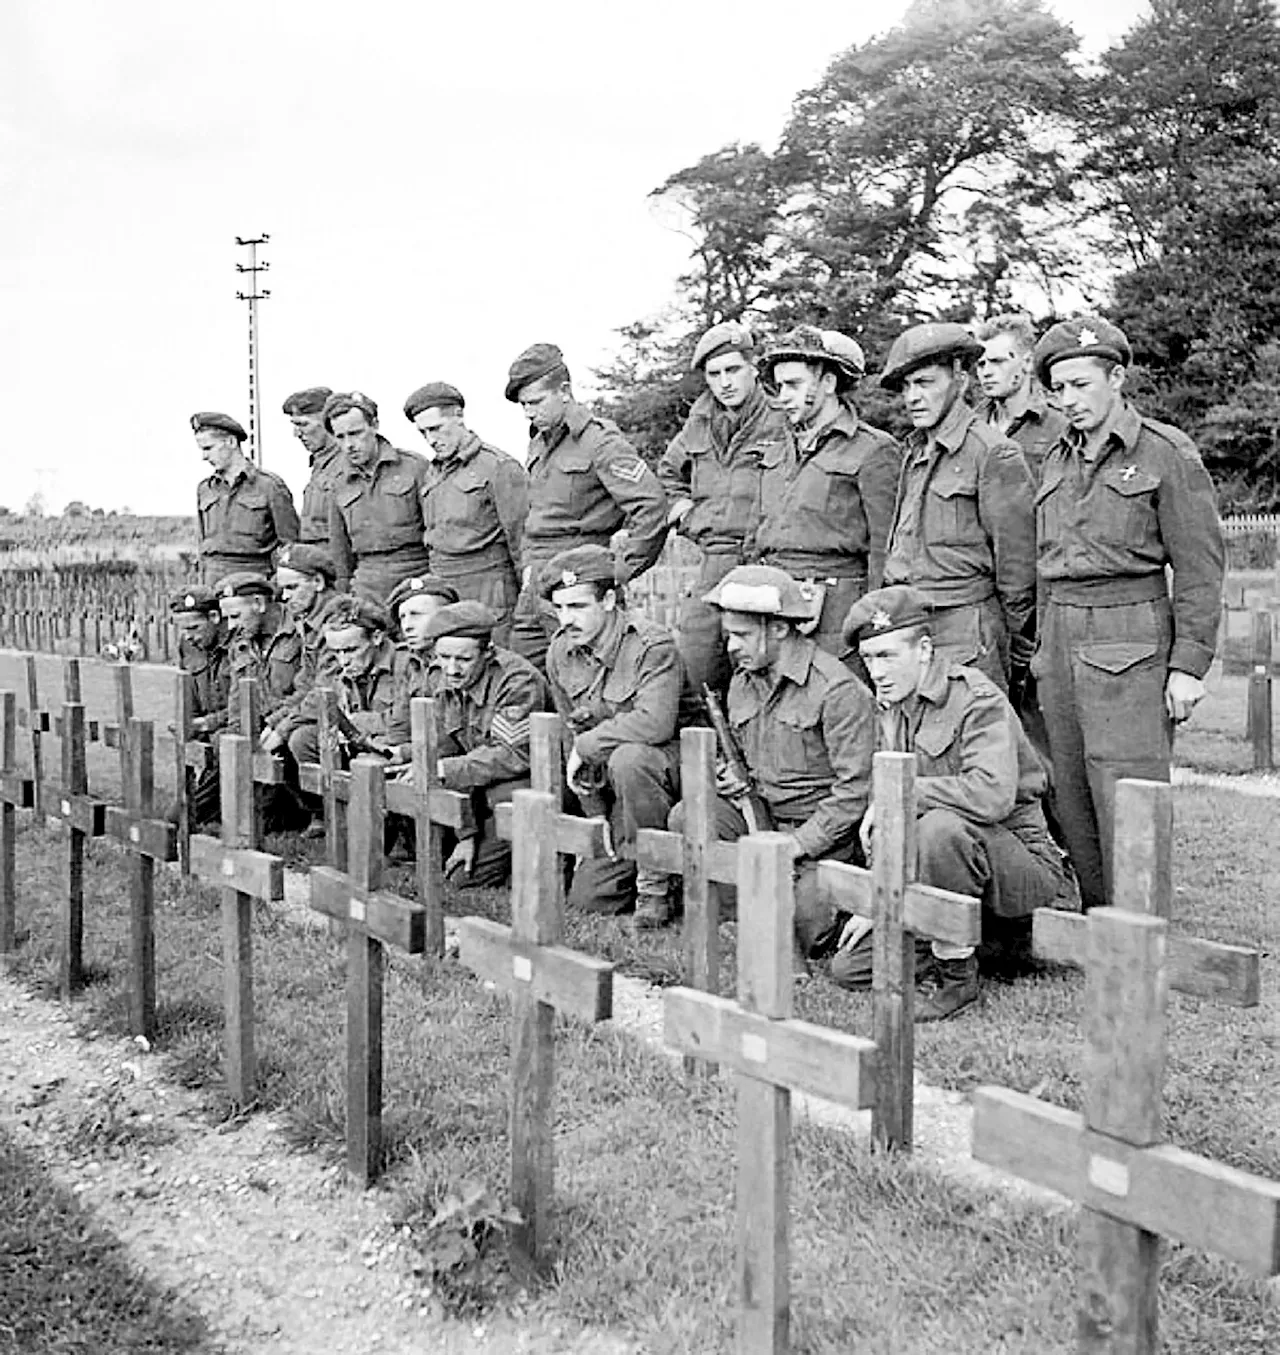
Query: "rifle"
701 684 774 834
328 700 394 760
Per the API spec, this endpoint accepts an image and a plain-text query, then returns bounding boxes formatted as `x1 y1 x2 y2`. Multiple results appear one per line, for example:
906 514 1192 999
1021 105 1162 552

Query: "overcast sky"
3 0 1147 516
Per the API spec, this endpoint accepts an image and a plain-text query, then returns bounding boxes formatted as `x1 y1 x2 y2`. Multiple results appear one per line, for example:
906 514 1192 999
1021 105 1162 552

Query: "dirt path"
0 973 637 1355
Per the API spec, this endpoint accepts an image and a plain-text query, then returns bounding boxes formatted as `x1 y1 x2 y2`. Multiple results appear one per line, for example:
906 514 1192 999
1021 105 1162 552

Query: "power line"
235 234 271 466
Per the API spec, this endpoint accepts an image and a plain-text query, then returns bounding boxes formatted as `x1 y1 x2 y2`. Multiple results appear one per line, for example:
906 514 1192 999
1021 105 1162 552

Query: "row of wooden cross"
0 667 1276 1355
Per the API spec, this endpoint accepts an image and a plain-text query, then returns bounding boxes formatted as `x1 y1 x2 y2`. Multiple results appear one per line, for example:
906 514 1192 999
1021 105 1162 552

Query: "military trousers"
1033 591 1173 911
677 549 744 695
509 568 559 673
351 550 433 605
437 566 520 649
667 796 862 956
201 553 274 586
930 596 1009 691
567 741 681 914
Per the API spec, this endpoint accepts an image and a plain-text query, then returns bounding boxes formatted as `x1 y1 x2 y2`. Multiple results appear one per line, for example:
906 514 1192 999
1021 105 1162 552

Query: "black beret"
276 543 337 583
190 411 247 441
321 595 389 633
842 586 935 647
282 387 333 416
216 572 276 601
322 391 378 431
423 601 499 641
537 545 619 600
404 382 465 420
879 324 983 392
1034 317 1133 386
384 575 462 613
505 342 568 402
169 585 221 615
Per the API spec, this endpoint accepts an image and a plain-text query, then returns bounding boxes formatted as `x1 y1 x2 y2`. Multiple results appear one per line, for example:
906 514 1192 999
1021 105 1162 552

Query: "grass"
0 1127 214 1354
1175 664 1280 775
3 806 1278 1352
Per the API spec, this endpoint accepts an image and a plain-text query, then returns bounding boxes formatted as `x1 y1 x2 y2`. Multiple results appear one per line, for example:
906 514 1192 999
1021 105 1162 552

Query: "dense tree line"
597 0 1280 511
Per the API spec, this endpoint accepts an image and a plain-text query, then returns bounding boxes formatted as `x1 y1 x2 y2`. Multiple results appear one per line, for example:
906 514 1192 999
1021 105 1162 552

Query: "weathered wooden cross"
0 691 34 954
663 831 878 1355
973 778 1276 1354
189 732 284 1103
103 717 177 1040
456 788 614 1274
309 755 430 1186
39 659 108 999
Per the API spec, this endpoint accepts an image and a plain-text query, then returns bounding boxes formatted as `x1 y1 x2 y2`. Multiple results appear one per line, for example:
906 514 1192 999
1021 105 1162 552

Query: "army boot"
632 887 672 931
914 953 979 1022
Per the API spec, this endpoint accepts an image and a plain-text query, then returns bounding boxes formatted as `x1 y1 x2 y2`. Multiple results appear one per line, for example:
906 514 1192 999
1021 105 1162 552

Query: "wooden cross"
103 717 178 1041
299 692 476 955
3 652 44 814
189 733 284 1104
814 751 980 1151
39 660 108 999
456 789 614 1274
663 832 878 1355
973 778 1275 1355
0 690 34 954
310 756 429 1185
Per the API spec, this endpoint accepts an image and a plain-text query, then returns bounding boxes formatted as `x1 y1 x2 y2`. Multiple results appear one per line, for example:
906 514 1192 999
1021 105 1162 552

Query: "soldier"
169 585 229 827
670 565 875 960
192 412 299 583
282 387 344 549
754 327 903 660
657 320 788 692
504 343 669 670
838 587 1073 1019
541 545 689 926
259 544 342 760
387 601 548 888
325 392 433 603
1031 317 1224 911
973 314 1068 484
404 381 528 645
383 573 462 733
879 323 1037 692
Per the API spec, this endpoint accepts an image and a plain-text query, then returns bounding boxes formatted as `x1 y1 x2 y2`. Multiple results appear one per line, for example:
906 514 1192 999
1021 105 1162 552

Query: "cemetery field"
2 787 1277 1353
1175 665 1280 775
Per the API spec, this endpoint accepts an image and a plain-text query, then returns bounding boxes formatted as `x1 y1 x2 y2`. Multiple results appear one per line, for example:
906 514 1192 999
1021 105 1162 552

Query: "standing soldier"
657 321 788 692
325 391 433 603
504 343 668 670
1031 317 1224 911
879 323 1036 692
670 564 875 962
192 411 299 583
404 381 528 646
541 546 690 927
754 327 902 659
170 586 230 827
282 387 344 549
973 314 1067 484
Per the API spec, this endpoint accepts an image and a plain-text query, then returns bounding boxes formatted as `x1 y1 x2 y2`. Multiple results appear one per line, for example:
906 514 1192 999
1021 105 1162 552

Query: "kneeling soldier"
390 601 548 888
839 586 1074 1019
671 564 875 959
542 544 690 926
170 585 229 826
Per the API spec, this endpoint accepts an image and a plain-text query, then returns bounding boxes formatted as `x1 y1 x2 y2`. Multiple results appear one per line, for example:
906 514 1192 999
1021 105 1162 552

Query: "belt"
1044 574 1167 606
763 558 868 581
431 541 517 575
355 545 431 560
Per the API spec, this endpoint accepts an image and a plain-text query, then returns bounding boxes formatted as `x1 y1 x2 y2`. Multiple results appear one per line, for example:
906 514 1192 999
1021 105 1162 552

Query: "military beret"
761 326 866 389
537 545 620 600
322 390 378 430
879 323 983 392
215 572 276 601
321 594 389 633
842 586 935 647
701 564 816 623
505 342 569 403
169 585 220 615
691 320 755 371
276 543 337 583
281 387 333 416
384 574 462 614
403 382 465 420
423 601 500 642
1034 316 1133 386
190 411 247 441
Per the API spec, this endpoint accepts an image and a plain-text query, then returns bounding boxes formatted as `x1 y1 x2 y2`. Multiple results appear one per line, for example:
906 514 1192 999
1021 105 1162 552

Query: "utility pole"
235 234 270 466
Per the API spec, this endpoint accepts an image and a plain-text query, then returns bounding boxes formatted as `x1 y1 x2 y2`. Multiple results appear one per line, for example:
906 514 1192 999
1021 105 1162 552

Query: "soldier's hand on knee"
859 805 876 860
1164 670 1205 723
445 836 476 880
259 726 284 754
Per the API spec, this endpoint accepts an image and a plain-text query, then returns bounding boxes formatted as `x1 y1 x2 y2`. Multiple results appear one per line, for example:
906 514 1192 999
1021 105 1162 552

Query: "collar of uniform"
454 430 484 465
929 396 977 454
979 389 1049 427
915 648 952 706
1064 401 1137 464
459 646 499 703
344 436 399 479
771 630 815 688
586 609 628 666
310 434 341 467
213 463 251 488
796 397 848 454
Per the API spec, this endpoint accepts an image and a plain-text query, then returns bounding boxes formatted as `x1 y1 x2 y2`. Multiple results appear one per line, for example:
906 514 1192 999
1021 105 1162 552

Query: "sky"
2 0 1149 516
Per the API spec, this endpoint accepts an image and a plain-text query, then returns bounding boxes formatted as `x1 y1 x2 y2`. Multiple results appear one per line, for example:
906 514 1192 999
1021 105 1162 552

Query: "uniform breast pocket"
1097 468 1159 548
926 471 980 544
601 666 639 713
381 476 423 531
768 704 826 778
551 452 596 518
228 489 270 545
912 719 961 774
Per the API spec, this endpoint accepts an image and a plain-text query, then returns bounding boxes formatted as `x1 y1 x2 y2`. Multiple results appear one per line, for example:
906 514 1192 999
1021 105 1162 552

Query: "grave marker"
0 691 34 953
